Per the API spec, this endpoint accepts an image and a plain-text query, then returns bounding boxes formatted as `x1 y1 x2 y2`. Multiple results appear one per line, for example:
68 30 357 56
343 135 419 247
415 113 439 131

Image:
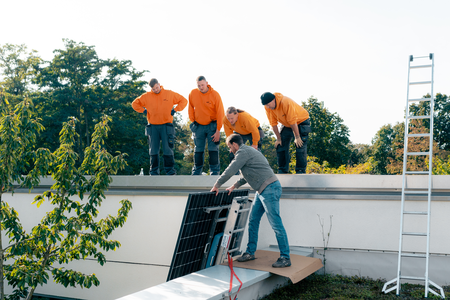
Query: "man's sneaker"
237 252 255 262
272 257 291 268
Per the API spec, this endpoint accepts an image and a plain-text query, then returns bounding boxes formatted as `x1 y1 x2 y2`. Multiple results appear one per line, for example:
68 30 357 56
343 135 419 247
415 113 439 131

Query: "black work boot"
237 252 255 262
163 155 176 175
272 257 291 268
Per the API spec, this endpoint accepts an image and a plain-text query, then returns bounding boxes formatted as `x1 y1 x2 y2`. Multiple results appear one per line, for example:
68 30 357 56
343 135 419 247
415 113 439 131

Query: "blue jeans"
246 180 290 259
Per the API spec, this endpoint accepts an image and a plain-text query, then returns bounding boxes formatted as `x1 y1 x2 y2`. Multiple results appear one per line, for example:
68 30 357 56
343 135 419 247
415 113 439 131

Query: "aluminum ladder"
383 53 444 298
202 196 252 267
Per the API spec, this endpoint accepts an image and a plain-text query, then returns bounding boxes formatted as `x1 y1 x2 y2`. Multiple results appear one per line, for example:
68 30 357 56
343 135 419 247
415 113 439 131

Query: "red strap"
228 252 243 300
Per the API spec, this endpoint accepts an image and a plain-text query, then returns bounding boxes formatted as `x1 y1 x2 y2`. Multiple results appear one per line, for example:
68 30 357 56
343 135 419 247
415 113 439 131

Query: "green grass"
260 274 449 300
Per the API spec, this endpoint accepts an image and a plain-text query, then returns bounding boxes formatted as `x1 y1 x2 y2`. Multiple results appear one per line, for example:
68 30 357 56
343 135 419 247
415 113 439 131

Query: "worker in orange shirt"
188 76 225 175
132 78 187 175
223 106 265 163
261 92 311 174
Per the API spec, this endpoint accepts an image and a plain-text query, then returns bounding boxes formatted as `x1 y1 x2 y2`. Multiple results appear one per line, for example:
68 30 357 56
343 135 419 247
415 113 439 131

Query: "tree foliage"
32 39 148 173
0 96 132 299
302 97 351 168
0 97 52 300
0 44 41 100
2 115 132 300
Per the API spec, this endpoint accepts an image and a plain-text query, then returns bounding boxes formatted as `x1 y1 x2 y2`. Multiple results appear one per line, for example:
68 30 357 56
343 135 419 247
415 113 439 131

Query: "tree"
386 120 449 175
369 123 402 174
173 114 194 175
0 44 41 99
260 124 278 172
432 93 450 150
33 40 148 173
2 115 132 299
348 143 372 166
0 97 51 300
433 155 450 175
302 97 351 168
382 94 450 174
34 39 104 155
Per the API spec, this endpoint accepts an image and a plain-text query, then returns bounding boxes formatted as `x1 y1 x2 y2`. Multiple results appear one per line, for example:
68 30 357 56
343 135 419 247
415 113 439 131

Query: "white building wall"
3 175 450 299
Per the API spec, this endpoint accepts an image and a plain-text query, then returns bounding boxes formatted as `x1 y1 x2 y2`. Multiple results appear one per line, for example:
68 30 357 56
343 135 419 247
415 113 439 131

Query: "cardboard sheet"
229 250 323 284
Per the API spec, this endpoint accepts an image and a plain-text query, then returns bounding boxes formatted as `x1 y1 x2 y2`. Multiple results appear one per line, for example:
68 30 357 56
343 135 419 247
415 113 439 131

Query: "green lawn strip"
261 274 449 300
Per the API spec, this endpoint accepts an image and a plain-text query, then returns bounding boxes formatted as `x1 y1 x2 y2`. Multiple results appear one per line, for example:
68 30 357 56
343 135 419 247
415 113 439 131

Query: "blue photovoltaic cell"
167 190 249 281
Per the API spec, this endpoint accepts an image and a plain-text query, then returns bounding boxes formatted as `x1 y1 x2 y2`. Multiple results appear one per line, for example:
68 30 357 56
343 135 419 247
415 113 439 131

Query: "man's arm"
211 149 248 194
131 95 146 113
290 123 303 147
188 92 195 122
243 117 260 149
173 92 188 112
215 93 225 131
272 125 282 148
290 124 300 137
223 117 233 137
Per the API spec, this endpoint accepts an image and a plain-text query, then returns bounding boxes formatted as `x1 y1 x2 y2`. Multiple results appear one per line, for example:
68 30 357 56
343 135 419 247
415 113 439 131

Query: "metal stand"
202 196 252 267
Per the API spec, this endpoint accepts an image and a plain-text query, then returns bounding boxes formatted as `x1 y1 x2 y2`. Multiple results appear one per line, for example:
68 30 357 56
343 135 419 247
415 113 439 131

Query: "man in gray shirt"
210 134 291 267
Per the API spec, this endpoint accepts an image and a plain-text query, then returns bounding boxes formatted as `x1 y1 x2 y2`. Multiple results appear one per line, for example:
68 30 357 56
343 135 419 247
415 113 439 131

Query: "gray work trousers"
145 123 176 175
276 119 311 174
190 121 220 175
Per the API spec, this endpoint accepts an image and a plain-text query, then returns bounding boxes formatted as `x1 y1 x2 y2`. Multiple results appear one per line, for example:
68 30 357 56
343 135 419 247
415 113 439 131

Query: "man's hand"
226 185 235 195
275 139 282 148
294 135 303 147
211 130 220 142
171 108 175 116
251 144 258 150
210 186 219 196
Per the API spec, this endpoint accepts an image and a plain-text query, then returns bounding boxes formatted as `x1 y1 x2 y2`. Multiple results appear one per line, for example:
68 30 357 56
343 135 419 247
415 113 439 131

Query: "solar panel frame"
167 189 250 281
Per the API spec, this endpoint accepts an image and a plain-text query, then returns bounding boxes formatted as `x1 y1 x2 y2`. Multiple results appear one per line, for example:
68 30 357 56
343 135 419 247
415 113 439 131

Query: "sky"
1 0 449 145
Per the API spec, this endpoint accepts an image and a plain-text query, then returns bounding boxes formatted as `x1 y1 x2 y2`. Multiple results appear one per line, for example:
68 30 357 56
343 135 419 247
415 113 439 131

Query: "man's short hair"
149 78 159 88
226 107 245 115
196 75 207 82
227 133 243 146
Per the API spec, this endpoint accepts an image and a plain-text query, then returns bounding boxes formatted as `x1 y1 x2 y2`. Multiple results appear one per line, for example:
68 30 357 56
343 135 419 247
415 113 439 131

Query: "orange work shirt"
131 86 187 125
223 111 261 146
188 85 225 131
265 93 309 127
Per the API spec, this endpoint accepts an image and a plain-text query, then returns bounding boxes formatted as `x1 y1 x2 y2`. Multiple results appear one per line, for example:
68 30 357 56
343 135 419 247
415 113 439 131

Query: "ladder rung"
406 115 431 120
228 247 239 253
405 171 429 174
403 232 427 236
408 98 431 102
231 228 245 234
401 253 427 258
238 208 250 213
403 211 428 215
406 152 429 156
409 81 432 85
404 190 429 194
407 133 430 137
410 64 432 69
404 211 428 215
401 275 426 281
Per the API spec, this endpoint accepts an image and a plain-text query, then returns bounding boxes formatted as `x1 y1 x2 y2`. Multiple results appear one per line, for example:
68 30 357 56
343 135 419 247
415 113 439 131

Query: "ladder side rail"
214 198 248 266
395 56 414 295
424 53 435 297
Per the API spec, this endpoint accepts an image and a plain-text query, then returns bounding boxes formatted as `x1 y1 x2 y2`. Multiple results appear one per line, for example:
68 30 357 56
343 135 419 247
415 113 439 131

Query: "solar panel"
167 190 250 281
